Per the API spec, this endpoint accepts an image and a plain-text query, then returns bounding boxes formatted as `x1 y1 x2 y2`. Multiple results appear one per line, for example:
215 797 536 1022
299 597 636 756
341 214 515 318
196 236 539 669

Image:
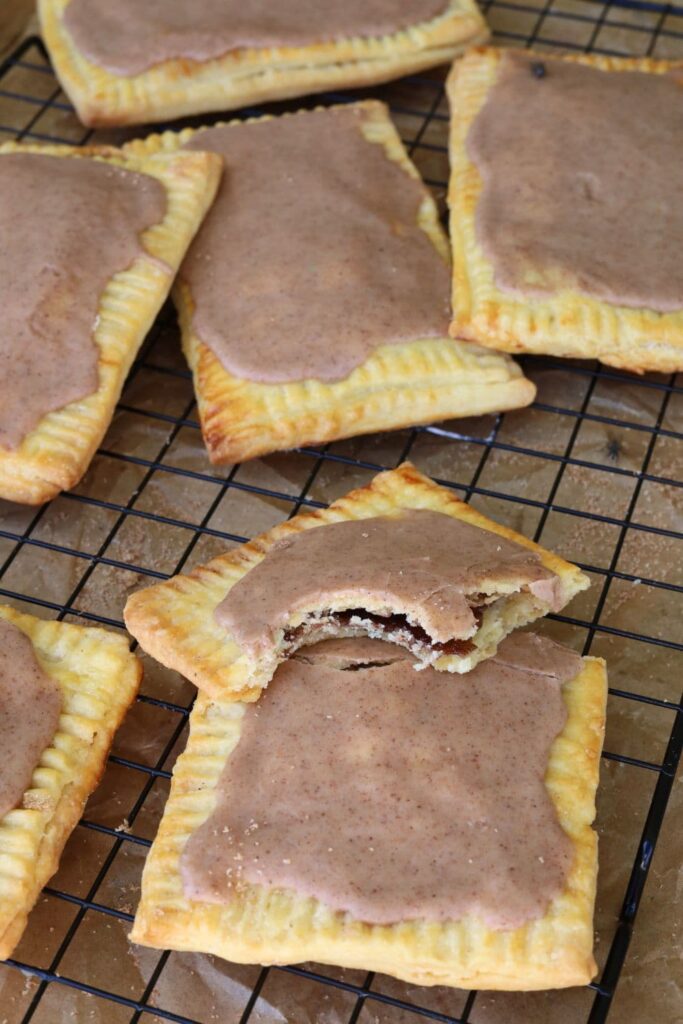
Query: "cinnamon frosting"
0 620 62 819
467 53 683 311
181 633 580 928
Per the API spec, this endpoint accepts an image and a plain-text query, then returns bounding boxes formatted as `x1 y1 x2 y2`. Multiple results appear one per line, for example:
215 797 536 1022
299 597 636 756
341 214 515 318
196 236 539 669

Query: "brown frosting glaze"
64 0 449 76
0 153 166 450
180 105 451 383
215 509 561 652
467 52 683 311
0 620 62 820
181 633 580 928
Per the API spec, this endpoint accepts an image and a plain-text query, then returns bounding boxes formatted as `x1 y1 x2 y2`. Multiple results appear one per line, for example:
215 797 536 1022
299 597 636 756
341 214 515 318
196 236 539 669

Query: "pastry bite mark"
41 0 488 127
447 47 683 373
181 634 577 928
0 621 62 820
0 152 166 451
0 604 141 960
123 104 535 465
0 140 221 505
124 462 590 702
63 0 450 76
180 105 450 384
131 632 607 989
215 508 563 680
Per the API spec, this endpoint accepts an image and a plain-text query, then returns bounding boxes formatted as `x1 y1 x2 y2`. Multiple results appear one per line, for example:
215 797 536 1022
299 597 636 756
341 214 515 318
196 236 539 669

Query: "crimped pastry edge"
0 604 141 959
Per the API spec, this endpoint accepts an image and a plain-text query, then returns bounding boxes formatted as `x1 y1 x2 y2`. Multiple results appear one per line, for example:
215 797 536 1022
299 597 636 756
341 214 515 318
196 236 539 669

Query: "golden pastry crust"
39 0 489 127
0 141 221 505
0 605 141 959
124 101 535 465
124 462 589 702
447 47 683 374
130 645 606 989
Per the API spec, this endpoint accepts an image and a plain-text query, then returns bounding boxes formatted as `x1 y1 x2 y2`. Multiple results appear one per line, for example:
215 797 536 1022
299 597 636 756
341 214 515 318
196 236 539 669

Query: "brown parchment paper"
1 22 682 1024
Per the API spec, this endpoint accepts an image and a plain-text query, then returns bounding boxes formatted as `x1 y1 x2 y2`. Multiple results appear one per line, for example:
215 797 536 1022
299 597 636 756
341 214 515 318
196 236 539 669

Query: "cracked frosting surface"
467 52 683 311
0 153 166 449
0 620 62 819
181 633 580 928
215 508 561 651
64 0 450 75
180 105 451 383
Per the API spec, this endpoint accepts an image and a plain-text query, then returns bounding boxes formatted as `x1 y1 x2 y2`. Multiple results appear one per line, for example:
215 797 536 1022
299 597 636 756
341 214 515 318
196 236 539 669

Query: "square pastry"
130 632 607 989
0 605 141 959
125 101 534 465
124 463 589 700
40 0 489 127
0 141 220 505
447 47 683 373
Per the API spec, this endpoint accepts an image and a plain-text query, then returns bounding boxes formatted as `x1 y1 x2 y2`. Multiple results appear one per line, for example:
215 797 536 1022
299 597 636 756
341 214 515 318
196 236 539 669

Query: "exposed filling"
0 153 166 450
283 604 487 660
467 52 683 311
0 620 62 820
181 633 581 928
64 0 450 76
216 508 562 659
177 105 451 383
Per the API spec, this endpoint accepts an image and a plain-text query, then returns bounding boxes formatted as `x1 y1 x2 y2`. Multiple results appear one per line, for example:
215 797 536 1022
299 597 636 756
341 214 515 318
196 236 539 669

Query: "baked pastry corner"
0 605 141 959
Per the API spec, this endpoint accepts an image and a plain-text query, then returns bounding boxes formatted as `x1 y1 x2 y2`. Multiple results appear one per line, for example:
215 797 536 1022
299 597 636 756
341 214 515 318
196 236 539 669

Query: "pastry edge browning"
39 0 489 127
447 46 683 374
0 605 141 959
0 141 221 505
124 463 590 702
124 101 535 465
129 650 606 989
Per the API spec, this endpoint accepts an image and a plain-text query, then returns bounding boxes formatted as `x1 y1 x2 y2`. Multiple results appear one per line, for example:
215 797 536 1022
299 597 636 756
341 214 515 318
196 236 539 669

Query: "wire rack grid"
0 4 681 1023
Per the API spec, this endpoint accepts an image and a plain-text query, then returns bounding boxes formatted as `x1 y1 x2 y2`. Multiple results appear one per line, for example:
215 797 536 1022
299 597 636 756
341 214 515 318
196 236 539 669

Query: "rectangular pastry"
39 0 489 127
0 604 141 959
0 140 221 505
130 632 607 990
124 462 589 700
124 101 535 466
447 47 683 373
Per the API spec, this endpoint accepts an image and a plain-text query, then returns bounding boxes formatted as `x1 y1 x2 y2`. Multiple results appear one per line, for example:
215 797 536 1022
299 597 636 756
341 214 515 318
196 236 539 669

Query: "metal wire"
0 5 682 1021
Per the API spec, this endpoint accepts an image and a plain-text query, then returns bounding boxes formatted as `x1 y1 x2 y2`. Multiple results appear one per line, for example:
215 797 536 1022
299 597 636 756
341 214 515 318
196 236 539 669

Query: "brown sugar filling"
283 605 487 659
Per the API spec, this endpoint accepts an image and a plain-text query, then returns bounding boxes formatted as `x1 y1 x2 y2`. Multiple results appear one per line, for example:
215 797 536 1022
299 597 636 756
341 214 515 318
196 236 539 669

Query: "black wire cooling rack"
0 4 682 1022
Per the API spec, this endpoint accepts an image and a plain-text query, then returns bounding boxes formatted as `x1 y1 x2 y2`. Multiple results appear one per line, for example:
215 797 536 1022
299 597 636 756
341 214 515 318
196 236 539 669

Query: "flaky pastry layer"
0 605 141 959
40 0 488 127
447 47 683 374
0 141 221 505
124 462 589 701
125 101 535 465
130 645 606 989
